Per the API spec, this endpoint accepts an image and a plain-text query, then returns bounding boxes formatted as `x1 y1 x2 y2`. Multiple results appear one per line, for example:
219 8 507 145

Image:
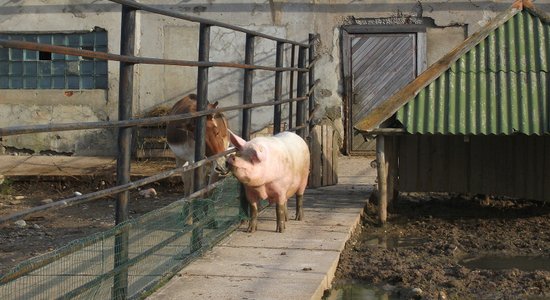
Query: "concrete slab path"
0 154 376 299
147 156 377 300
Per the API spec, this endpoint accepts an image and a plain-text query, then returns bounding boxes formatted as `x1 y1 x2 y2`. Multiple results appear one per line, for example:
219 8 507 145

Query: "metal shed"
355 0 550 223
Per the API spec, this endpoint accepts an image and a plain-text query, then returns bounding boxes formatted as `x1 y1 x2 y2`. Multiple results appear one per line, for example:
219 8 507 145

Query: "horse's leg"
205 161 220 228
183 165 194 197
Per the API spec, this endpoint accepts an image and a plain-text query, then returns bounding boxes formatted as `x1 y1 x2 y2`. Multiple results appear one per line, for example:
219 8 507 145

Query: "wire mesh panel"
0 176 242 300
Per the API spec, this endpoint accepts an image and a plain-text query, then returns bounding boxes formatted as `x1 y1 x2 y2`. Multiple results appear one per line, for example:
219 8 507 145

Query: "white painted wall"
1 0 546 155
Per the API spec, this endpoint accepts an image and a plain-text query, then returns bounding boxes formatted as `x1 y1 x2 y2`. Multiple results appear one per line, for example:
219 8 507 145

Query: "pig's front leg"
276 203 286 233
295 194 304 221
248 201 258 233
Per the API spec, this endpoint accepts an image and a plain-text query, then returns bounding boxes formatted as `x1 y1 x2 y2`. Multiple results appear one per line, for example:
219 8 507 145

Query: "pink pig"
227 130 310 233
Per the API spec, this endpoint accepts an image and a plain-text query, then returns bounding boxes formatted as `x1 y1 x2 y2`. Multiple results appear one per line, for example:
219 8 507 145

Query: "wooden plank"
416 135 432 192
386 136 397 207
431 136 448 192
135 149 174 159
488 136 498 195
492 136 507 195
332 130 339 185
534 136 545 201
544 136 550 202
469 136 484 194
308 125 322 188
525 136 536 200
397 135 418 192
326 124 334 185
503 136 516 196
514 135 526 198
322 124 331 186
447 136 463 192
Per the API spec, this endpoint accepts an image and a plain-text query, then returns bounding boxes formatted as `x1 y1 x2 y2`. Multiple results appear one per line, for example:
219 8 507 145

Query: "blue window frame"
0 30 108 89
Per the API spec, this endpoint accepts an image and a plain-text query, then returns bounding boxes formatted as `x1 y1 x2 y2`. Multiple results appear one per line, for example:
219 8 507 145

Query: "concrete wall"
1 0 547 156
0 1 121 155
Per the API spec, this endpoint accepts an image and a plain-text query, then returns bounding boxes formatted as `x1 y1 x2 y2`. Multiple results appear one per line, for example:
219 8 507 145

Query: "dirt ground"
331 192 550 300
0 160 184 275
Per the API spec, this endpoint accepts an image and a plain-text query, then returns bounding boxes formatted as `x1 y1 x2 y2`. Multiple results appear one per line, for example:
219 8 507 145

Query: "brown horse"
166 94 230 195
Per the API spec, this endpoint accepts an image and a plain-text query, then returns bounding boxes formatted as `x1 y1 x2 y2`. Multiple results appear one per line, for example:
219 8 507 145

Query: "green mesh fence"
0 175 243 300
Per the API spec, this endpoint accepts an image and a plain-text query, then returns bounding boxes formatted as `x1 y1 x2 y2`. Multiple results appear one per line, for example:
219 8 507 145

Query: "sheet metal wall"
396 10 550 136
398 134 550 201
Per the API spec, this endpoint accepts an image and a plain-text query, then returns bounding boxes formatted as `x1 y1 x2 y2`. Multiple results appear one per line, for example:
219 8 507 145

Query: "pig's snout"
225 155 235 171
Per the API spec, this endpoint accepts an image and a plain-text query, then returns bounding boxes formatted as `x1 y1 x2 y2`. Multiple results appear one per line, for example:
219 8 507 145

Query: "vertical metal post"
273 41 284 135
195 23 210 191
191 23 210 253
113 4 135 300
308 34 316 134
240 33 255 217
296 46 307 138
242 33 255 141
288 45 295 129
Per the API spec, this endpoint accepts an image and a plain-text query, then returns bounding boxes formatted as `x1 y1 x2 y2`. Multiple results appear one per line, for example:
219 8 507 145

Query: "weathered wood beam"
376 135 387 224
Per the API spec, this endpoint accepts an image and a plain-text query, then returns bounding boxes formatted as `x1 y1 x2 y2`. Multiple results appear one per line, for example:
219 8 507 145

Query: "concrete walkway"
147 156 376 300
0 154 376 299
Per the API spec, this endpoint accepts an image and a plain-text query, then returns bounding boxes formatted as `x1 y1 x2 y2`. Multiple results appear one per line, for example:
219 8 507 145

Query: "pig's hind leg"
295 194 304 221
295 180 307 221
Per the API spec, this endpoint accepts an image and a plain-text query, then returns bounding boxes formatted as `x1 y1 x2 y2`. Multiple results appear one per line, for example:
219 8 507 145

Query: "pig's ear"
250 145 266 163
228 130 246 150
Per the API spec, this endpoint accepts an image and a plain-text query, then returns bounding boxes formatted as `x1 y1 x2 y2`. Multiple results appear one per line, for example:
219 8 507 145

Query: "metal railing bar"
0 96 309 136
0 148 236 224
108 0 309 48
0 39 307 73
287 123 309 133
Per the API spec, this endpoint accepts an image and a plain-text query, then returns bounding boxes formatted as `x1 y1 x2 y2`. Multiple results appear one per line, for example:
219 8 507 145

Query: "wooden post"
386 136 394 208
376 135 387 224
308 125 322 188
387 136 399 209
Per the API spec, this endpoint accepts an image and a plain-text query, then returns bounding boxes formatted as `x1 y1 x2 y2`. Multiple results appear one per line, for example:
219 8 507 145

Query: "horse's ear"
228 130 246 150
211 101 219 108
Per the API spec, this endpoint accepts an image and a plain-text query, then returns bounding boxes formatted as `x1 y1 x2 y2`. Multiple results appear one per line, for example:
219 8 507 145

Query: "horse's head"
205 101 230 175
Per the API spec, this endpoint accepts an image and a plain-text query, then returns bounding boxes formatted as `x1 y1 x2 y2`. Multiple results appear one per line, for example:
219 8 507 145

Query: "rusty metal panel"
396 10 550 135
397 135 550 202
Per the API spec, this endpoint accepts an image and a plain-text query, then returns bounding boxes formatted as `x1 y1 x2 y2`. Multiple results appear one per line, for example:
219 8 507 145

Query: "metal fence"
0 0 316 299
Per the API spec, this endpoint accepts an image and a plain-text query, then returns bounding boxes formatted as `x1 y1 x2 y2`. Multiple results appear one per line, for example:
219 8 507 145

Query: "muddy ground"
0 160 184 275
331 192 550 300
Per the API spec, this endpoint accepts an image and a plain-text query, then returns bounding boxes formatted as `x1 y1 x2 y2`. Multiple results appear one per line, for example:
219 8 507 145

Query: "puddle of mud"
363 235 427 249
324 235 425 300
460 255 550 272
323 283 399 300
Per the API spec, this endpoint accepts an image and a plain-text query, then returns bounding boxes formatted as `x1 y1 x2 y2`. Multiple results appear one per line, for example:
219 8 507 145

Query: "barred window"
0 30 108 89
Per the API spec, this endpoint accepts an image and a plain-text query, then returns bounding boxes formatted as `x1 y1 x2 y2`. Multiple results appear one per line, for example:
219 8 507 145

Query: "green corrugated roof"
397 8 549 135
354 1 550 135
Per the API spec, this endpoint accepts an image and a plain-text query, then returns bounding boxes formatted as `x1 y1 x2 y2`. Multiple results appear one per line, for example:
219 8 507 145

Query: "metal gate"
0 1 316 299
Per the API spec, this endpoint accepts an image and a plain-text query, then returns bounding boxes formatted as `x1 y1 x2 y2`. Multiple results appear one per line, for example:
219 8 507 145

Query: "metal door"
345 33 417 154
